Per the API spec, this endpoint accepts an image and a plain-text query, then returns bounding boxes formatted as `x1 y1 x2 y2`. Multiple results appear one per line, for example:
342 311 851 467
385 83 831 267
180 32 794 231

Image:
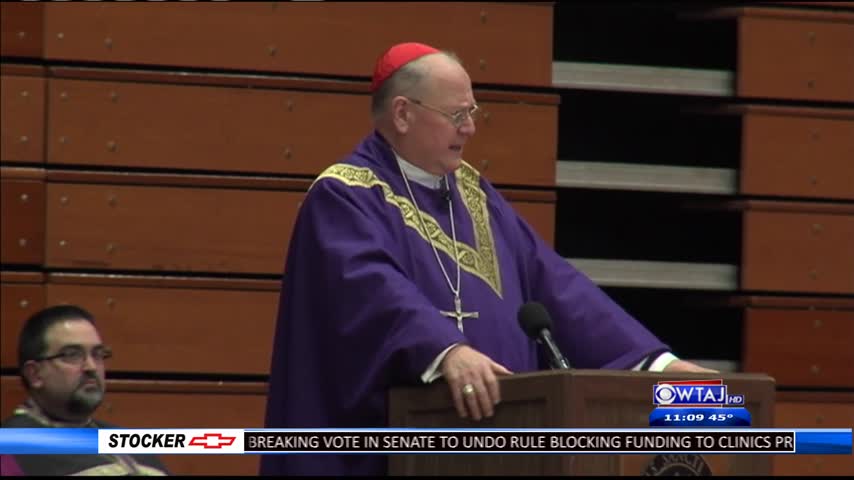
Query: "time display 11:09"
662 413 735 422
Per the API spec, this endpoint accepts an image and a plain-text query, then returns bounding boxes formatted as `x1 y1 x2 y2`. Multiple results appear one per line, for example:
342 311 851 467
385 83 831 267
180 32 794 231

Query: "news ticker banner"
1 428 851 455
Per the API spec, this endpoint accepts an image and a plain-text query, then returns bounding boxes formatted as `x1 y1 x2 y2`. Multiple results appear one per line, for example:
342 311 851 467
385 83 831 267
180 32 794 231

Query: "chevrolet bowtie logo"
189 433 237 449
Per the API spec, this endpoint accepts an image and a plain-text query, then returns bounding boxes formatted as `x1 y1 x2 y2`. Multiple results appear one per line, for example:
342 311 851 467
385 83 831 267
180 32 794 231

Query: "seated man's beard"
67 383 104 416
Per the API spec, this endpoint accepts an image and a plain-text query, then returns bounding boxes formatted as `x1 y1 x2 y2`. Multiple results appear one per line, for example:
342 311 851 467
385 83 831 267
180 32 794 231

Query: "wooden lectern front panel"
389 370 775 476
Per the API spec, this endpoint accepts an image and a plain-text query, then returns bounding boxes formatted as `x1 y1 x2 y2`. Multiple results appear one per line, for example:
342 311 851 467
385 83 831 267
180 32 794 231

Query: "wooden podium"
388 369 775 476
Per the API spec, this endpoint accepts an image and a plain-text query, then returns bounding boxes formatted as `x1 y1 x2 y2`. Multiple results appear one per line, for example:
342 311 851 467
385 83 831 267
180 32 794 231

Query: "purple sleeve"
486 182 670 369
277 178 466 388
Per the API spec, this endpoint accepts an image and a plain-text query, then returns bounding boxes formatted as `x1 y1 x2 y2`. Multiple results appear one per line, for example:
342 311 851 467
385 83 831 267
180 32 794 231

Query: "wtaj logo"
653 379 745 407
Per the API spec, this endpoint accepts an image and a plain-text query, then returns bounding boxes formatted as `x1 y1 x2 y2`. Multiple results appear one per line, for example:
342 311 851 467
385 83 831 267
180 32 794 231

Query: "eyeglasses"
35 345 113 366
405 97 480 128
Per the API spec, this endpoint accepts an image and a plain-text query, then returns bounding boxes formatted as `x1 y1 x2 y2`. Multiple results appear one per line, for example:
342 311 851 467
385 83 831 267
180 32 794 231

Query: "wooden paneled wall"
0 3 557 476
691 6 854 474
2 2 852 476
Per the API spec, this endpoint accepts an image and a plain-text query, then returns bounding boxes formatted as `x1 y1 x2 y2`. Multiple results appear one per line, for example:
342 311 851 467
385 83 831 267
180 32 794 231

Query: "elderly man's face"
27 319 108 421
404 56 477 176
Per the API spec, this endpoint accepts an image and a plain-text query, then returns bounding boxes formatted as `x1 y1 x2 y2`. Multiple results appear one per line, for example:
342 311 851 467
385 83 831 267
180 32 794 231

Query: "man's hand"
663 359 719 373
440 345 512 421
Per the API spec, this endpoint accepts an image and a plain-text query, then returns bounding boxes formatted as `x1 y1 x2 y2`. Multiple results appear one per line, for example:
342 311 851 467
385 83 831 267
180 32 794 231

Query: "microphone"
518 302 571 370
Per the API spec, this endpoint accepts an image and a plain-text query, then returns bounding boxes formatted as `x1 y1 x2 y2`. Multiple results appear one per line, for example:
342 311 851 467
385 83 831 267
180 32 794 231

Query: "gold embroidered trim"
455 161 502 298
315 163 502 297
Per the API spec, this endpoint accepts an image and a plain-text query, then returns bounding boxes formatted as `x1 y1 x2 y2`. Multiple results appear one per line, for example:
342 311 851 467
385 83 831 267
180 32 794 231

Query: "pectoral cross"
440 295 479 333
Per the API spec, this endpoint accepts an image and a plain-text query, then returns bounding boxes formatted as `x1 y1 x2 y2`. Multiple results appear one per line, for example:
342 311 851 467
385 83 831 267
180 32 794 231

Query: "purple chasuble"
260 131 668 476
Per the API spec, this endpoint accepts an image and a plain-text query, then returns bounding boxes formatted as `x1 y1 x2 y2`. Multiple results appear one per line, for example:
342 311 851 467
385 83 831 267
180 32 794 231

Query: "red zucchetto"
370 42 440 93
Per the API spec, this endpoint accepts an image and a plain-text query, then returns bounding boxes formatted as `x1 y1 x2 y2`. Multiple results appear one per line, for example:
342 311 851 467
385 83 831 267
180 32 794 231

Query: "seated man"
2 305 170 476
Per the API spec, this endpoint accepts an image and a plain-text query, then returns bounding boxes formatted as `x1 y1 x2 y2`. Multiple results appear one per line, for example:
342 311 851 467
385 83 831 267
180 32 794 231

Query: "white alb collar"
394 152 445 190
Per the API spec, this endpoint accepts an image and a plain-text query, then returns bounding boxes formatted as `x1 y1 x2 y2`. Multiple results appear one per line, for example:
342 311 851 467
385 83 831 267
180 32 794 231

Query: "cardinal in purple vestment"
260 42 714 476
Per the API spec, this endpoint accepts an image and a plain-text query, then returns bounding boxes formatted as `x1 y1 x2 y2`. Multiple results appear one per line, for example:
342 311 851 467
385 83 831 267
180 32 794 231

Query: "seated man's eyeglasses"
36 345 113 365
405 97 480 128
